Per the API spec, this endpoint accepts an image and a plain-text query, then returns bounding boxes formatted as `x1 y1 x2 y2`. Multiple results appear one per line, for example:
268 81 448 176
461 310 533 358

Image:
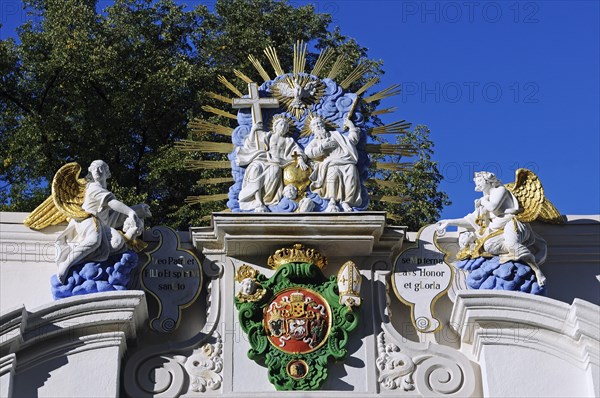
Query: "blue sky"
300 0 600 219
1 0 599 219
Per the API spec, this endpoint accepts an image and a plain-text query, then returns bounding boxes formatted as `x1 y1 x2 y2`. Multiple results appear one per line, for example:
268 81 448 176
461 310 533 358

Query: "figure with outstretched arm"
24 160 152 284
55 160 151 282
437 171 547 285
305 116 362 212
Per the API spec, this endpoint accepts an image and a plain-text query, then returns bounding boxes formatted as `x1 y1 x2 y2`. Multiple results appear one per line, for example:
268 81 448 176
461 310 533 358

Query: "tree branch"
38 69 61 113
89 79 111 105
0 89 33 115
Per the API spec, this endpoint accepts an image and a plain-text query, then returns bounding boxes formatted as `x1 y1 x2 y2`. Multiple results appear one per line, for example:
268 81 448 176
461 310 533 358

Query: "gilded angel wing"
505 168 563 224
52 162 90 220
538 198 564 224
23 195 68 230
23 162 90 230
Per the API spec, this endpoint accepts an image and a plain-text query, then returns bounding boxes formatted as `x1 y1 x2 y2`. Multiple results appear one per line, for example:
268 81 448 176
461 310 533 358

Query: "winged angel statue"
24 161 151 284
437 169 563 286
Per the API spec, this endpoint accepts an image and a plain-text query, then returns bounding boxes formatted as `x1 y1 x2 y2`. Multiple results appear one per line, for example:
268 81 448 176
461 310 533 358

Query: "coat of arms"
234 244 361 390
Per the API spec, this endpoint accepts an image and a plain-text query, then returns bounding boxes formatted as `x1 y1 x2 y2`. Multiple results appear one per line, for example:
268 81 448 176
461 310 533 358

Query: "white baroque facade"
1 211 598 397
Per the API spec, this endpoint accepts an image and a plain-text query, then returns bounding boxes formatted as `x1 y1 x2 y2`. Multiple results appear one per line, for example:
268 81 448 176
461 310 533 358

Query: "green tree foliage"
1 0 448 230
369 125 450 231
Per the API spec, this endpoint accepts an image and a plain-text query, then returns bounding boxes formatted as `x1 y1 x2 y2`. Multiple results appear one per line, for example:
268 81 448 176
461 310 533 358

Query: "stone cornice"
0 291 148 364
450 290 600 369
190 212 406 259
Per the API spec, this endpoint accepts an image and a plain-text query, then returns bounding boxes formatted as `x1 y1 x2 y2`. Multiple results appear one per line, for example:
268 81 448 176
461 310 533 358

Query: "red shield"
263 288 331 354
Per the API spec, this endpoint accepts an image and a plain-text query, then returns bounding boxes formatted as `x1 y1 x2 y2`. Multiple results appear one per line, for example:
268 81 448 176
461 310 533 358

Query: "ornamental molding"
450 290 600 369
375 331 479 396
0 291 147 353
123 265 224 397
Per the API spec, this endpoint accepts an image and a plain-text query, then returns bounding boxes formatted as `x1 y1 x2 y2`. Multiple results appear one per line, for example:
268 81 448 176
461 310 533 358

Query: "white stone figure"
437 171 548 285
236 119 308 212
282 184 297 200
234 265 266 303
55 160 151 283
298 197 315 212
239 278 257 296
457 231 477 260
305 117 362 212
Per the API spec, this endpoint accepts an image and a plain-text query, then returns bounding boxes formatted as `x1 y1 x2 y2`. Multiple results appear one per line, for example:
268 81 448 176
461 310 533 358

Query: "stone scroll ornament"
141 226 203 333
179 40 414 212
436 169 564 295
234 244 361 390
23 161 151 300
392 224 453 333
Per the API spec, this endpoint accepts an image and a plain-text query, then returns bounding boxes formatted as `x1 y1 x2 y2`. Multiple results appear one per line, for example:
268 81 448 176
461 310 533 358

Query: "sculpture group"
237 115 362 213
25 160 151 288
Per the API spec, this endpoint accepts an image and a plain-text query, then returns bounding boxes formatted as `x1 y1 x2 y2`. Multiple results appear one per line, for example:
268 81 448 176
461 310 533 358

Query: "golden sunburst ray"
207 91 233 104
248 54 271 82
326 54 346 80
185 194 229 204
183 160 231 171
368 120 412 135
188 119 233 137
355 77 380 96
217 75 243 97
364 84 402 103
386 213 401 223
310 47 335 78
340 62 370 89
175 140 234 154
233 69 254 84
365 144 418 156
385 212 413 224
370 195 411 204
200 214 214 222
201 105 237 120
293 40 307 75
198 177 234 185
371 107 398 116
373 162 414 171
366 179 403 189
264 46 285 76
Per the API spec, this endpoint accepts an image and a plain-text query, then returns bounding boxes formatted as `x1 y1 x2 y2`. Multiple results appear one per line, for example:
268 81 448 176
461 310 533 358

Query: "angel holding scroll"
24 160 151 284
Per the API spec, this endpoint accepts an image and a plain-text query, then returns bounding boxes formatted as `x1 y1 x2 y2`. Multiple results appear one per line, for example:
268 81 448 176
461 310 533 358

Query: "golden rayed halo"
299 112 338 138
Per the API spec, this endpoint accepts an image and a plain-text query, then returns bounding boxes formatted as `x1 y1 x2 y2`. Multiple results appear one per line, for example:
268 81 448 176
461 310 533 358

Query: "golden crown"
267 244 327 270
290 291 304 302
235 264 259 282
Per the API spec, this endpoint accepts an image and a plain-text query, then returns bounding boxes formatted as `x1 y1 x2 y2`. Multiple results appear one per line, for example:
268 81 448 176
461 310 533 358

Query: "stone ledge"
190 212 406 258
0 291 148 358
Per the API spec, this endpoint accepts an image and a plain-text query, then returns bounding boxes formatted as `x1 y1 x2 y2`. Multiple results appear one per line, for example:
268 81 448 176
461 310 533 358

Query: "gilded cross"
232 82 279 125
